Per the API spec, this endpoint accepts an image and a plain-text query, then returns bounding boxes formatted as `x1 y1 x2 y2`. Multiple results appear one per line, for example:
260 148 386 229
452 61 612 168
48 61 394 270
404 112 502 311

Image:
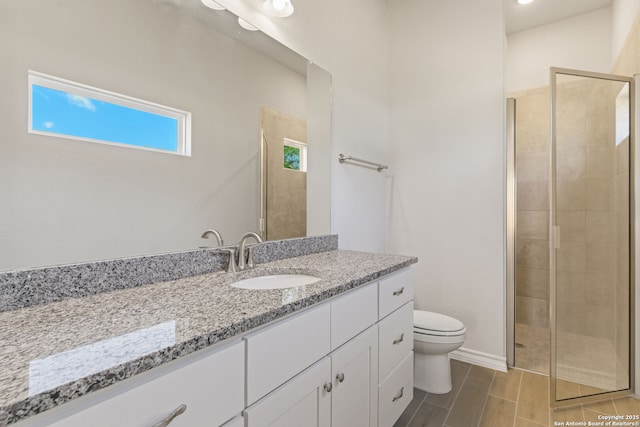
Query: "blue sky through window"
31 85 179 152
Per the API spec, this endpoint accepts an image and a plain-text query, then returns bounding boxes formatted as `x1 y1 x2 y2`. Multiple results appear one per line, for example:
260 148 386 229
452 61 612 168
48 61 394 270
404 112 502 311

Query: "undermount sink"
231 274 321 290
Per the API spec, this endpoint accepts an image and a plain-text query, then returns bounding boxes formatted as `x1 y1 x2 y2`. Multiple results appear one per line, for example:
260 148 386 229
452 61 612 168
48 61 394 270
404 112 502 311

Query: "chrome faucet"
201 229 237 273
238 231 264 271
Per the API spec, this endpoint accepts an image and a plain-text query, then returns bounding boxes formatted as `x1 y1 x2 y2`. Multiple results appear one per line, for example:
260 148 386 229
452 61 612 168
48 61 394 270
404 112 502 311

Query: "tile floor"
394 360 640 427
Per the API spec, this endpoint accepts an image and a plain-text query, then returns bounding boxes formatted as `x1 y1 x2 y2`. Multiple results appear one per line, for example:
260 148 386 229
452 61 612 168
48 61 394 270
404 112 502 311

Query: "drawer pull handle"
392 387 404 402
324 382 333 392
336 373 345 383
393 333 405 345
392 287 404 296
151 404 187 427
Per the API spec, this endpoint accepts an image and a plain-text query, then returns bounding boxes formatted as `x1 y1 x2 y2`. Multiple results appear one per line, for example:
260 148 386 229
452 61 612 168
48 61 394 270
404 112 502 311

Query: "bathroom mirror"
0 0 332 271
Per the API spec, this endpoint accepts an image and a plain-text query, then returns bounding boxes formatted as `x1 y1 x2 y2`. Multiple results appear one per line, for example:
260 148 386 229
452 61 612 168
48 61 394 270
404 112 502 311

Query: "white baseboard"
449 347 507 372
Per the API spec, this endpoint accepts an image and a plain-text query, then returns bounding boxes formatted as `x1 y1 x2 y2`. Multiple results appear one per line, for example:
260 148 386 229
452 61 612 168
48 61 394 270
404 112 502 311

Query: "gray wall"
0 0 306 270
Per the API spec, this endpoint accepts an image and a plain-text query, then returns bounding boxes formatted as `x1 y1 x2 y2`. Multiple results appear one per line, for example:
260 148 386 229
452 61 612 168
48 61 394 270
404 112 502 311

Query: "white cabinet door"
244 357 331 427
331 326 378 427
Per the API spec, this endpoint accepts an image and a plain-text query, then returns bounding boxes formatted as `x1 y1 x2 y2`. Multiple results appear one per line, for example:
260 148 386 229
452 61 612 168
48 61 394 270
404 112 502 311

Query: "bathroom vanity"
0 238 416 427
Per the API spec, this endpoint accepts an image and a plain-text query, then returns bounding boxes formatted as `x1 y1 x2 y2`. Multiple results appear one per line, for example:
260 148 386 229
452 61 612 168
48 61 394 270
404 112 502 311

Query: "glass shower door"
550 67 634 406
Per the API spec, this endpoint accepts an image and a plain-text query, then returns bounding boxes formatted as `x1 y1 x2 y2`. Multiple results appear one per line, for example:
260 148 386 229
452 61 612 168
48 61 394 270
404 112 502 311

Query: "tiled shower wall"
554 77 620 342
515 82 627 346
515 88 551 331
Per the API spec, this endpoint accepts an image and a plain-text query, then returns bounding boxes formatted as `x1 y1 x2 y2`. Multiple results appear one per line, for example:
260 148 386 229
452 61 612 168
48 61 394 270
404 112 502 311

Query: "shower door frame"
549 67 636 408
506 98 516 368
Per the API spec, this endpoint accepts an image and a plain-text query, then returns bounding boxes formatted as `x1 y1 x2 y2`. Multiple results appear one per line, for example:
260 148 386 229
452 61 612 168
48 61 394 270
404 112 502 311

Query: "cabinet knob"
393 333 405 345
392 387 404 402
392 287 404 296
324 382 333 393
151 404 187 427
336 373 345 383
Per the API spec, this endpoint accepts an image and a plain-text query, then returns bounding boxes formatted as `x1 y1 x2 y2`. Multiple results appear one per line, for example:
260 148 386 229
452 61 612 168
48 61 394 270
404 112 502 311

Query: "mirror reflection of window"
283 139 307 171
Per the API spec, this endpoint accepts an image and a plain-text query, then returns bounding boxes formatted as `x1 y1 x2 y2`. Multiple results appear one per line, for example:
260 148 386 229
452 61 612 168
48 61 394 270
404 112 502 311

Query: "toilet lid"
414 310 465 333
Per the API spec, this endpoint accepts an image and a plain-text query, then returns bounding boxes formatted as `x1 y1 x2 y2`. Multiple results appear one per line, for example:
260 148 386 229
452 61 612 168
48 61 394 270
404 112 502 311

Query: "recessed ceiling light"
201 0 225 10
263 0 294 17
517 0 535 4
238 17 259 31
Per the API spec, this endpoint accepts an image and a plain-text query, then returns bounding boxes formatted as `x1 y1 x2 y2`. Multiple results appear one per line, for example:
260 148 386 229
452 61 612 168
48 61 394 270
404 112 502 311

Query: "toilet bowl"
413 310 466 394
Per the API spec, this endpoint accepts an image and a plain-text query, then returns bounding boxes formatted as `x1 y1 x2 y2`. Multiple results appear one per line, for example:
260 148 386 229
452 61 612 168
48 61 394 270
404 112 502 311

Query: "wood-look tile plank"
394 388 427 427
551 405 584 425
583 408 609 424
514 417 547 427
582 399 616 416
406 401 449 427
490 369 522 401
516 371 549 425
468 365 495 382
479 396 516 427
450 359 471 371
614 397 640 415
443 375 492 427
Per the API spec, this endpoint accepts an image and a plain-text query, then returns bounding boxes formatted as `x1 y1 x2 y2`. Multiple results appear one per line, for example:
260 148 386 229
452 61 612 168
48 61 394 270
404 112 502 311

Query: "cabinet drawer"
246 304 331 405
378 301 413 382
378 269 413 320
378 352 413 427
331 283 377 350
48 340 245 427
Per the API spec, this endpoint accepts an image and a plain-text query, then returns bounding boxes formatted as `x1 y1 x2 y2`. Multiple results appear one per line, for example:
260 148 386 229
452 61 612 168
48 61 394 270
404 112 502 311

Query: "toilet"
413 310 466 394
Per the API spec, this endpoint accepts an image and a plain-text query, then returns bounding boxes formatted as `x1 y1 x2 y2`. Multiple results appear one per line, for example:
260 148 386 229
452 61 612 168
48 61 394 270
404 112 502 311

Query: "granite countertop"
0 249 417 425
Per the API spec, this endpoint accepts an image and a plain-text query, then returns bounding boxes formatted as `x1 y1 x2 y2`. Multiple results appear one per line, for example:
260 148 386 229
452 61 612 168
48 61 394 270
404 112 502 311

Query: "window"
283 138 307 171
28 71 191 155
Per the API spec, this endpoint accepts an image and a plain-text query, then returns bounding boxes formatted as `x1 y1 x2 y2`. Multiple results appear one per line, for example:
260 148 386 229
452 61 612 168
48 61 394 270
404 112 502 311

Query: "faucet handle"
247 246 257 269
220 247 237 273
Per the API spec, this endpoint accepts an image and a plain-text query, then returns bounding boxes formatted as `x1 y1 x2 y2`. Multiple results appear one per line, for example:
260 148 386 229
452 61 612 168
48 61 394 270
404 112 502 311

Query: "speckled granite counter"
0 249 417 425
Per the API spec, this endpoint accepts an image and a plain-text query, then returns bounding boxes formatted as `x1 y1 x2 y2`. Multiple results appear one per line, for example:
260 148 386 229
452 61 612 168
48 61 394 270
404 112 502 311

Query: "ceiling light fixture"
517 0 535 4
201 0 226 10
263 0 294 17
238 17 259 31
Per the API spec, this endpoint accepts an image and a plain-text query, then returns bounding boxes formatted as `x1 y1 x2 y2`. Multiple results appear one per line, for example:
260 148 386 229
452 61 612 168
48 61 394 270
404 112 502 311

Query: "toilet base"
413 353 452 394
